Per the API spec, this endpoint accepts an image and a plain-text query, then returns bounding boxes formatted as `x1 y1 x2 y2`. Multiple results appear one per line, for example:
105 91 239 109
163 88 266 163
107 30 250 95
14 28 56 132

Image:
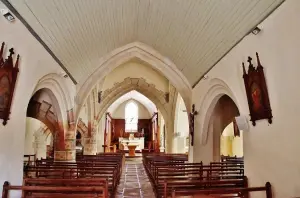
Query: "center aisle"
116 158 155 198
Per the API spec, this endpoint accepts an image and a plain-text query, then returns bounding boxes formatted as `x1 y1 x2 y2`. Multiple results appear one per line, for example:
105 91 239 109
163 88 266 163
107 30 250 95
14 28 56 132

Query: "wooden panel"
138 119 151 145
113 119 125 142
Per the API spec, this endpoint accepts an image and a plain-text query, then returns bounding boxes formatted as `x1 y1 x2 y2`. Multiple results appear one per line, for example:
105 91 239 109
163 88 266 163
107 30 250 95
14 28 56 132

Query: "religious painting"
242 52 272 126
0 76 10 109
0 43 19 125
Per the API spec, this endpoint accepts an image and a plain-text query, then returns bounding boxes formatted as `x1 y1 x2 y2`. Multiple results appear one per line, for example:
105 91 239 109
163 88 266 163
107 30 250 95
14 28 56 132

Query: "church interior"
0 0 298 197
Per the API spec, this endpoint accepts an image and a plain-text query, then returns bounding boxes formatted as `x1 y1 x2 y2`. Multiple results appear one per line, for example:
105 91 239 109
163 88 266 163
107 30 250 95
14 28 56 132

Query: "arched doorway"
208 95 241 162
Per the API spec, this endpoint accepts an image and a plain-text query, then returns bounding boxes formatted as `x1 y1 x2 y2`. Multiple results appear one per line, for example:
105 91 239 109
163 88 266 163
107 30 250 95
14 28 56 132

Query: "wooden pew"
27 163 119 194
170 182 272 198
24 155 36 167
221 155 244 163
146 160 244 197
143 153 247 198
2 179 108 198
36 158 122 176
29 154 123 197
163 178 247 198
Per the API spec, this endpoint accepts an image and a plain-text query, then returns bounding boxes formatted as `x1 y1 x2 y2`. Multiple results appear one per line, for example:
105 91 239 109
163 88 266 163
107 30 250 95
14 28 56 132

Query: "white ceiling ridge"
75 42 192 120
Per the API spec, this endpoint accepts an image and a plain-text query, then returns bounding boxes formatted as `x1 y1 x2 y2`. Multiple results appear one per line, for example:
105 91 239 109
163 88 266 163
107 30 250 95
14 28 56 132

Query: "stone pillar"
54 109 76 161
34 134 47 159
54 129 67 161
83 126 97 155
64 130 76 161
165 121 174 153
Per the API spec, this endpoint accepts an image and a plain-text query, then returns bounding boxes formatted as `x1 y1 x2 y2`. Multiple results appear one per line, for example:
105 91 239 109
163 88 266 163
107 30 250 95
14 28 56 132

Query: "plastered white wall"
102 61 169 92
0 3 75 196
191 1 300 197
111 99 151 119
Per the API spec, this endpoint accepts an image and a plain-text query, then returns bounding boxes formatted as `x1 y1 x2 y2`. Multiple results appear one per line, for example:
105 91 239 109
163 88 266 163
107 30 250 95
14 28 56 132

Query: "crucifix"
189 104 198 146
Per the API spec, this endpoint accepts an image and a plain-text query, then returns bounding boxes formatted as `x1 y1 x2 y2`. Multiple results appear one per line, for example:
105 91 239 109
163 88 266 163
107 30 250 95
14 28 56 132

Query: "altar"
119 137 144 151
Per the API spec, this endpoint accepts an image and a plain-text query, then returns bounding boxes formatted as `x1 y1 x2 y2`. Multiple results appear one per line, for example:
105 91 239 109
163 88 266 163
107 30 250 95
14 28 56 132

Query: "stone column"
54 128 67 161
165 120 174 153
34 134 47 159
54 109 76 161
64 130 76 161
83 125 97 155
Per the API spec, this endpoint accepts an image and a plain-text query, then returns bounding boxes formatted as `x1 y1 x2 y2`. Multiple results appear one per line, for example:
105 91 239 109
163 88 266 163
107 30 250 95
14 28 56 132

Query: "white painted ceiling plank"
7 0 284 85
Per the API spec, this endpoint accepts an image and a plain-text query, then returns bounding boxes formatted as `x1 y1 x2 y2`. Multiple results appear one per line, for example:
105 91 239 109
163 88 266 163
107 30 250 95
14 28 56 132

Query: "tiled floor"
116 158 155 198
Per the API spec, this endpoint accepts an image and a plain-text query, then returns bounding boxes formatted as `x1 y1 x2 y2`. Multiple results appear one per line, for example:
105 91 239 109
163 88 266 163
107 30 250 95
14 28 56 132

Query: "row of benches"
3 152 125 198
143 153 272 198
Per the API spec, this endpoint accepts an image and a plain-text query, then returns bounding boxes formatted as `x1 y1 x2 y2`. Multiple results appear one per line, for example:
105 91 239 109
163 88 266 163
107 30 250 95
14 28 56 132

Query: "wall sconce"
1 9 15 22
251 26 261 35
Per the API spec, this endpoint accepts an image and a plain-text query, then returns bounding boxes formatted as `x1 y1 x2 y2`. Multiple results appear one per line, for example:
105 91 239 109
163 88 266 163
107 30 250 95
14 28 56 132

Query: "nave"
116 158 155 198
1 1 300 197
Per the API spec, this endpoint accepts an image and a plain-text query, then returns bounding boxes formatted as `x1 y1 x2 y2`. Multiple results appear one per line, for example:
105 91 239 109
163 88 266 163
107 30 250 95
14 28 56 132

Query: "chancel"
1 1 299 198
118 101 145 154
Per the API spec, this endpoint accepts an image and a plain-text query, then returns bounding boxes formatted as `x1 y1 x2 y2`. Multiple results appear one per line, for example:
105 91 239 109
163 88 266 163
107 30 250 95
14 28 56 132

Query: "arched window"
125 101 138 132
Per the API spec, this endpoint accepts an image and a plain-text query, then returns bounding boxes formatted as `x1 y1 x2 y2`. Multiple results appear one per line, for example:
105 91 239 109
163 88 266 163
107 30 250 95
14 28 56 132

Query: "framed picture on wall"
0 43 19 126
242 52 272 126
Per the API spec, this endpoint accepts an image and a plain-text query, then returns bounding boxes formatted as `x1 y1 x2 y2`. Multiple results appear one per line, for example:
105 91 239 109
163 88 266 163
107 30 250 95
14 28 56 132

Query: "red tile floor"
116 158 155 198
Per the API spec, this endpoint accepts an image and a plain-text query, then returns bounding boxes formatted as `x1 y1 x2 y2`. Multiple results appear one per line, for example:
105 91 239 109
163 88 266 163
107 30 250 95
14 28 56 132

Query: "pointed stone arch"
80 77 176 152
95 78 170 124
75 42 192 120
33 73 74 132
196 78 239 145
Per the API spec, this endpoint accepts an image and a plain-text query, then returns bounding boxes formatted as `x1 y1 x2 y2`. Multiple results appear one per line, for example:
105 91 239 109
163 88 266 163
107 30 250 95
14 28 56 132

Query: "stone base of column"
83 137 97 155
54 150 67 161
83 143 97 155
54 150 76 161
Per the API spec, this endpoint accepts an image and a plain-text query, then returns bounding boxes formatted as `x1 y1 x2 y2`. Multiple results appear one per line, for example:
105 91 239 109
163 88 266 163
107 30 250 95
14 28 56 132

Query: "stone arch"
210 95 240 161
95 78 170 125
197 78 239 146
33 73 74 132
75 42 192 120
27 88 62 133
26 73 74 153
82 77 172 152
